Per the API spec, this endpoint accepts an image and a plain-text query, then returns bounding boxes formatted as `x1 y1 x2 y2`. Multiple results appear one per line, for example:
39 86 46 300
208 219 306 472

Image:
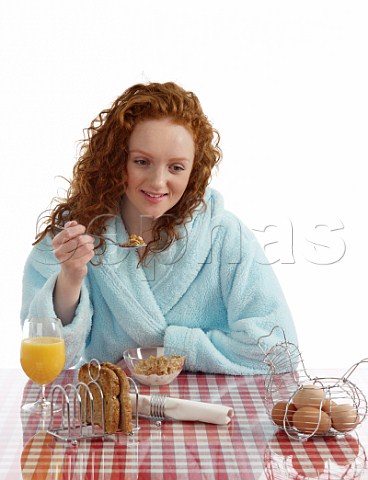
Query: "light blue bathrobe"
21 188 297 374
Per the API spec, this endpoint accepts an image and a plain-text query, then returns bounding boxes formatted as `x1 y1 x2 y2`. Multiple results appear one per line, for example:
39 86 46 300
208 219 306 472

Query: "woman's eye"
134 159 148 166
170 165 185 172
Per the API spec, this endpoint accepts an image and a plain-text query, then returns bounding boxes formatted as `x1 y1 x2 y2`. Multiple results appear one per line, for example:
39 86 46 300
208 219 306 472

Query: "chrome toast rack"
47 359 140 443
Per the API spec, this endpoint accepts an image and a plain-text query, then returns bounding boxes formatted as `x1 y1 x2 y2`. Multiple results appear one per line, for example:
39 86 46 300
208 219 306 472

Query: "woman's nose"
149 167 166 189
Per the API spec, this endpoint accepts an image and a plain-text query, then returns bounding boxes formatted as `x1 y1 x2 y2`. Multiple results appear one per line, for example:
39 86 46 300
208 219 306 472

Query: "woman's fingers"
52 221 87 247
52 221 95 269
54 237 94 263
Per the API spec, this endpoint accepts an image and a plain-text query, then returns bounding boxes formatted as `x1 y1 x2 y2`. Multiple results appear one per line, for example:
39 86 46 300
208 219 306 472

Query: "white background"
1 1 367 370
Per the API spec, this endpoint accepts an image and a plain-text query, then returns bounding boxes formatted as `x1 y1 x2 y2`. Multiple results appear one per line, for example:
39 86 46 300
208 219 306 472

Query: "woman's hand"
52 221 95 283
52 221 95 325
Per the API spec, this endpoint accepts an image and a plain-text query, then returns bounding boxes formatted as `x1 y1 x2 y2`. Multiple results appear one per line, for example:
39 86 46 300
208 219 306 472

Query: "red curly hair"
35 82 222 262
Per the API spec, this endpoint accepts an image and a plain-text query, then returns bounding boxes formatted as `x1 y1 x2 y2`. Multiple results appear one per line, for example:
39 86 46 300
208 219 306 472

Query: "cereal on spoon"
119 234 145 247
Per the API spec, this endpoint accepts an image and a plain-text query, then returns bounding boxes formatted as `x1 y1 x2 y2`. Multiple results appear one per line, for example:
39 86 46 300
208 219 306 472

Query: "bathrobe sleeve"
163 218 298 375
20 238 93 368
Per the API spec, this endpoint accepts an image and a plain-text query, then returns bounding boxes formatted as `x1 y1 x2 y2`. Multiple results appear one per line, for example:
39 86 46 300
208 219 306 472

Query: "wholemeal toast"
78 362 132 435
104 362 132 434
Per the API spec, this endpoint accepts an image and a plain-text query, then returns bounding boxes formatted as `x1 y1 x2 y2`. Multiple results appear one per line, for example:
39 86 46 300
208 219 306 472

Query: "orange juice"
20 337 66 385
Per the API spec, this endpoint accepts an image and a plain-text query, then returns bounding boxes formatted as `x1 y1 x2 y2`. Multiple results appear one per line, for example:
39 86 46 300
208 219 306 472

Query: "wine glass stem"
40 384 47 405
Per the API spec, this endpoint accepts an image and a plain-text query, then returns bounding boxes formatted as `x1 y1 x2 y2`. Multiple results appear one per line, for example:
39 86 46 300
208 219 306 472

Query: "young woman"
21 82 297 374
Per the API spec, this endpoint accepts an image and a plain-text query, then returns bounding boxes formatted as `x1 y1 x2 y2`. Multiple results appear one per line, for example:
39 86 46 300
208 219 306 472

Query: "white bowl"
123 346 185 386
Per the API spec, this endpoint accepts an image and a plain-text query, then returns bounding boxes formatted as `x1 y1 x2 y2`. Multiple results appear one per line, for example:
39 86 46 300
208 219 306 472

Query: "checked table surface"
0 366 367 479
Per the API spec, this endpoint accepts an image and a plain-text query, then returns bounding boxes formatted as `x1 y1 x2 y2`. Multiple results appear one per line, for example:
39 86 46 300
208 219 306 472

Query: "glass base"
22 399 61 415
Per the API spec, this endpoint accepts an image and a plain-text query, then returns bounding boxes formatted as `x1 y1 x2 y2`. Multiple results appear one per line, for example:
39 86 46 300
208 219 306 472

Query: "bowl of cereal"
123 346 185 386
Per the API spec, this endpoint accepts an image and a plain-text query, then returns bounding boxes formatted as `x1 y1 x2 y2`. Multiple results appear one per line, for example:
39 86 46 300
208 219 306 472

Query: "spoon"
52 225 147 249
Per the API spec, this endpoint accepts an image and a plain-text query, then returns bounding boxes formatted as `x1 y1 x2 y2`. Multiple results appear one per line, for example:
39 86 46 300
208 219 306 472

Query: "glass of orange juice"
20 316 66 414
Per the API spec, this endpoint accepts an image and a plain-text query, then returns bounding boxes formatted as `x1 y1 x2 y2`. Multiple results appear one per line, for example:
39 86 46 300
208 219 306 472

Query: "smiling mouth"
142 190 168 198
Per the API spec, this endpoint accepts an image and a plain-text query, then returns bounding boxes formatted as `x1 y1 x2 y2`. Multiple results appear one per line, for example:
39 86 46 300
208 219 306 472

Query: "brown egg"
271 401 297 427
331 404 360 433
321 398 336 414
292 385 326 409
293 406 331 435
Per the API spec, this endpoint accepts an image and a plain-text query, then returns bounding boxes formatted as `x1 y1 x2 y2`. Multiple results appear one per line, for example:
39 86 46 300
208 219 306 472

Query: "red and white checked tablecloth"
0 367 367 479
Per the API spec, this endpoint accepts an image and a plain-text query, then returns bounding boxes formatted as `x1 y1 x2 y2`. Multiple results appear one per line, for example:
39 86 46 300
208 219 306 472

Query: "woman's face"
124 118 195 220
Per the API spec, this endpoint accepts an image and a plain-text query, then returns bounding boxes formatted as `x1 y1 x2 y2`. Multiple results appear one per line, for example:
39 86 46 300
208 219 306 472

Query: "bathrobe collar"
91 188 222 331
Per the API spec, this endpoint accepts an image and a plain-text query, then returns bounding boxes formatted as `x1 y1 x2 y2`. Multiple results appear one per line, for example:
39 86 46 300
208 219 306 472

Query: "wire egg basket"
258 326 368 441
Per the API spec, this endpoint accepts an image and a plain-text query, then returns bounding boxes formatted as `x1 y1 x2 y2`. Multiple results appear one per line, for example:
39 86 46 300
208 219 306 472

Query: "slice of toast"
104 362 133 434
78 363 120 434
78 362 132 435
